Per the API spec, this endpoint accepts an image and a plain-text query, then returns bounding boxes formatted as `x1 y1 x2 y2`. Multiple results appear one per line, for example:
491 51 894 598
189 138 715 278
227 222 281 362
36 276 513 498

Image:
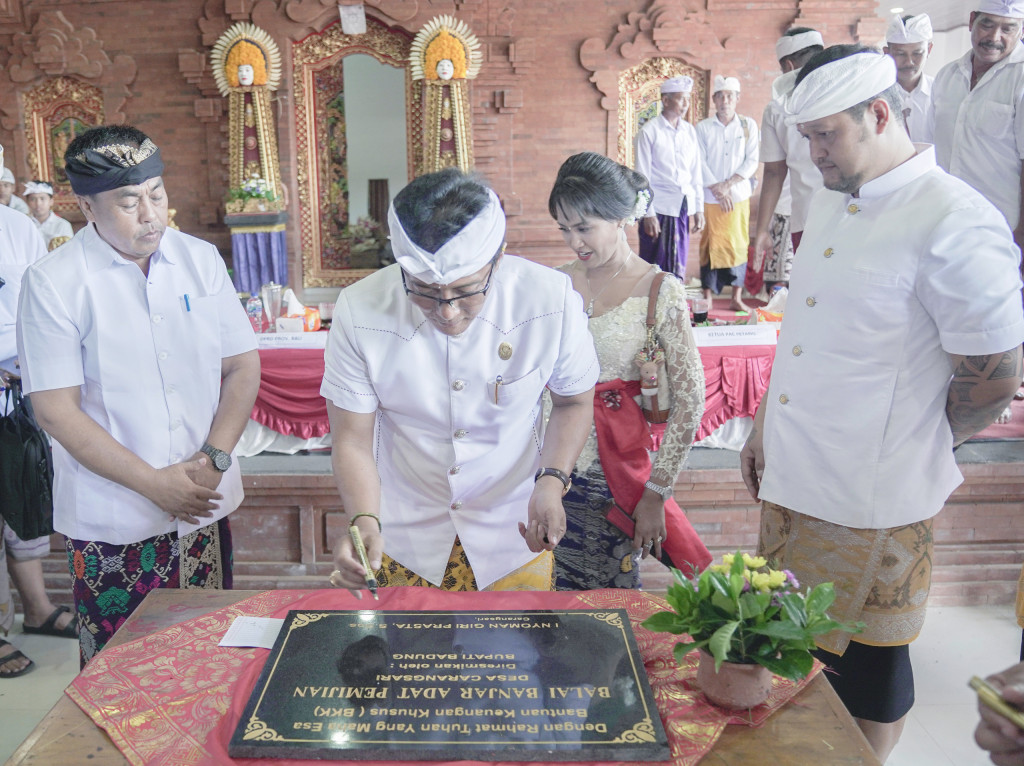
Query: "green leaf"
709 621 739 663
748 621 809 641
737 591 766 620
805 582 836 615
641 612 684 633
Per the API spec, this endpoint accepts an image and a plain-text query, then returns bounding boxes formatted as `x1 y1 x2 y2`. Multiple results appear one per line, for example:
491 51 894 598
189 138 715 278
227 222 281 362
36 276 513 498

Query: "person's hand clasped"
148 457 222 526
520 484 566 552
976 665 1024 766
750 231 771 273
631 492 667 560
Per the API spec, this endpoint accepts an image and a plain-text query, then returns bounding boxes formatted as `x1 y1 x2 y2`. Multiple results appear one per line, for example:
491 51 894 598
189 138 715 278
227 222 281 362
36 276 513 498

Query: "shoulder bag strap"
646 271 667 331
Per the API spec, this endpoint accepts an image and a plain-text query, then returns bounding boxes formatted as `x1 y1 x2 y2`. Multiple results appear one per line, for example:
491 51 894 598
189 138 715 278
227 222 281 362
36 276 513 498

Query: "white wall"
925 25 971 76
342 54 408 223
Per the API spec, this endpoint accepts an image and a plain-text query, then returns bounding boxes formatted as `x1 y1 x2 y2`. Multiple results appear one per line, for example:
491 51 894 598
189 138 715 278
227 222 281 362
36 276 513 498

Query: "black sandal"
22 605 78 639
0 639 34 678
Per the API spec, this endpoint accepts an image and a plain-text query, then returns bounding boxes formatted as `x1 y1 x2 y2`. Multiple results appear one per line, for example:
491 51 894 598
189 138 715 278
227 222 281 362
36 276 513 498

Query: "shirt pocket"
489 367 542 408
972 101 1014 140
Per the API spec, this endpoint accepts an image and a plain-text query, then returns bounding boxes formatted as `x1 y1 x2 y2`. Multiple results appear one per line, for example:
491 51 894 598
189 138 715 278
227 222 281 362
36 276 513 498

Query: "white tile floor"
0 603 1018 764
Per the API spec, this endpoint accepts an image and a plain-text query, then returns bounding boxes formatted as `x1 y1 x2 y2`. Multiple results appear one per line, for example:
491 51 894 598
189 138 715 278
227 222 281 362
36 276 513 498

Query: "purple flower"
784 569 800 588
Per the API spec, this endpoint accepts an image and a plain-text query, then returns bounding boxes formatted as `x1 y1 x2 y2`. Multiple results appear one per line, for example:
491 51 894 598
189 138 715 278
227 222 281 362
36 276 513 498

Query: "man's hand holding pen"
330 513 383 599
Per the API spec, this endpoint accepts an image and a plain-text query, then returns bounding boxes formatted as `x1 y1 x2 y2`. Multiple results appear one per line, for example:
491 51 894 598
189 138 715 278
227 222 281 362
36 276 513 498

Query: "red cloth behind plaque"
66 588 820 766
251 346 775 444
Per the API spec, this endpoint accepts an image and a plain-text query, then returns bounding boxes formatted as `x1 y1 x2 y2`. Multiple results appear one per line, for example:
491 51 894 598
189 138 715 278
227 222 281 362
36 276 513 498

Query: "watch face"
212 451 231 471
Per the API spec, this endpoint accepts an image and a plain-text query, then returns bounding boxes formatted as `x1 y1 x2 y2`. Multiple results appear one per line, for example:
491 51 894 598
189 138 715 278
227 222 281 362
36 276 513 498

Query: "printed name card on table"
256 332 329 350
692 324 778 347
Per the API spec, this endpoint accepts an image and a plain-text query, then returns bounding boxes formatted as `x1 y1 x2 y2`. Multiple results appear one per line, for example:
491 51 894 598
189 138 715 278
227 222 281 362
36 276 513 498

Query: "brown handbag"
637 272 672 424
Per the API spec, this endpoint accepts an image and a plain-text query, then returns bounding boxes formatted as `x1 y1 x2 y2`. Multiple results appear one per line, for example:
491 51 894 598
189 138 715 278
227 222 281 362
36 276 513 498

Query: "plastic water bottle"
245 296 264 333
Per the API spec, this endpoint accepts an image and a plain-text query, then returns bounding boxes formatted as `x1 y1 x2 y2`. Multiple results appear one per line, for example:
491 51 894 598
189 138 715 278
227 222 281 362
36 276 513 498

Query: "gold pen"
349 524 379 600
494 374 503 404
971 675 1024 730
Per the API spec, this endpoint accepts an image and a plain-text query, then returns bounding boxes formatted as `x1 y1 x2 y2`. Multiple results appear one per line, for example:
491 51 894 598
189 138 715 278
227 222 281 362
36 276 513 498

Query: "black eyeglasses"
401 261 496 309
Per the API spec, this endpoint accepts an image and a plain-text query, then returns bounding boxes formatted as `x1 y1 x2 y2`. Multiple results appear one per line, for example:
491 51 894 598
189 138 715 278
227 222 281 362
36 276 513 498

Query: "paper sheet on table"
218 616 284 648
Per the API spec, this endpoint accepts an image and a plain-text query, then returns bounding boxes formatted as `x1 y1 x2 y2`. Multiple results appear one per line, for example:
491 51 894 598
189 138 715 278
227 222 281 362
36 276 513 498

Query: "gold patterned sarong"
699 198 749 269
758 501 933 655
378 536 553 591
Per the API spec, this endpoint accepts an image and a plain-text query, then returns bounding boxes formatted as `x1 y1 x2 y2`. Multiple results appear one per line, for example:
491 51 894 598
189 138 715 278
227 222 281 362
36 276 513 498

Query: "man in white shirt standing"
0 168 29 216
634 76 704 280
23 180 73 249
17 125 260 666
695 75 759 311
752 27 826 268
933 0 1024 253
741 46 1024 762
324 168 597 595
884 14 935 144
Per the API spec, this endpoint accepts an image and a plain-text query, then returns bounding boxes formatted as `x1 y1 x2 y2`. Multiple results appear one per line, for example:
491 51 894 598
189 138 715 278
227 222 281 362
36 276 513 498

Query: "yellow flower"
742 553 767 569
766 569 787 589
721 554 735 566
750 572 772 592
709 564 730 574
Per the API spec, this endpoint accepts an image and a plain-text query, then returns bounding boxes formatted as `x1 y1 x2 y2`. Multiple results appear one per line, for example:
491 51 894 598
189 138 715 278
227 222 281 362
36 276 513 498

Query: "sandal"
0 639 34 678
23 605 78 639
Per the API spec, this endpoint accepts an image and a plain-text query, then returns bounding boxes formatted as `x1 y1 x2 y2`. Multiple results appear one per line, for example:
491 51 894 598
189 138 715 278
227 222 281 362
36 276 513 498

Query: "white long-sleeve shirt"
695 113 759 204
635 114 704 216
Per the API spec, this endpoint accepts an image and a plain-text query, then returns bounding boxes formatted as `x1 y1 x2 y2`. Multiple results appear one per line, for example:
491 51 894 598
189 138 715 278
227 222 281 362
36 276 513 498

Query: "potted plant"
642 551 862 709
225 176 282 214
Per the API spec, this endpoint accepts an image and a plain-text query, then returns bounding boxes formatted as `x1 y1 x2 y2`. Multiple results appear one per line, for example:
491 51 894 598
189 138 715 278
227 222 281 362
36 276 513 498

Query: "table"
247 343 775 451
10 589 879 766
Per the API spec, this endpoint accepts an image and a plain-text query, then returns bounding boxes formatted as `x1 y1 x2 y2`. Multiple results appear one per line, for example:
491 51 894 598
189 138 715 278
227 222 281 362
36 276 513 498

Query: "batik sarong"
639 197 689 279
67 517 233 666
758 501 933 655
378 536 553 591
762 212 794 286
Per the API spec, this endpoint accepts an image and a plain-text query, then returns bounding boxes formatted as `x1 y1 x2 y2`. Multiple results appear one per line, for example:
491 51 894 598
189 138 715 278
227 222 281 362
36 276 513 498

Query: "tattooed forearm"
946 347 1024 446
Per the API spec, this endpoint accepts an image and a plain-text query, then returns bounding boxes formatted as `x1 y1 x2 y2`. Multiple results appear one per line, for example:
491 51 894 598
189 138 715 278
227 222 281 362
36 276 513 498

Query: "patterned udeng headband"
65 138 165 195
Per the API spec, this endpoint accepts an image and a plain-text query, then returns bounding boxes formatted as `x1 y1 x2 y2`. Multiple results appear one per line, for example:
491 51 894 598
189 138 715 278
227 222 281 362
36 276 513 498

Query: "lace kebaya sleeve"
649 274 705 486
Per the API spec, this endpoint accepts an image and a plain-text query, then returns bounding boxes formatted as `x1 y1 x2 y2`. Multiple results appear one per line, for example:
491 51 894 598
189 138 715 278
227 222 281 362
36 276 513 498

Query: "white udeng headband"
390 187 506 285
23 181 54 196
775 30 824 61
886 13 933 44
784 52 897 126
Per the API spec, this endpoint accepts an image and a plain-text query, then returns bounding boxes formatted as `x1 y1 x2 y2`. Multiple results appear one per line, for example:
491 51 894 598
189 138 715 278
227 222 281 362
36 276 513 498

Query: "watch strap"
535 467 572 496
200 442 231 472
644 479 673 501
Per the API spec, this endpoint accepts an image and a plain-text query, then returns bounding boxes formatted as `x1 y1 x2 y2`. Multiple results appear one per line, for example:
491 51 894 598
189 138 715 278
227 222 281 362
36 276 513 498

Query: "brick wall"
0 0 885 279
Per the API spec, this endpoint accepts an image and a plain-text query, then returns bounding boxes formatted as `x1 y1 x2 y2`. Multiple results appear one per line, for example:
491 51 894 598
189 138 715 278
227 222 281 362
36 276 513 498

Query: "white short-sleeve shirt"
635 114 705 216
760 71 824 233
321 256 599 588
17 224 257 544
695 113 760 204
899 73 935 145
933 45 1024 229
0 205 46 370
34 211 73 247
759 147 1024 529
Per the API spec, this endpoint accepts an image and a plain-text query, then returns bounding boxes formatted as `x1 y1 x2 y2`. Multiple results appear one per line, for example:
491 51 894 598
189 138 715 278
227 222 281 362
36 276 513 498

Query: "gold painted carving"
618 58 706 169
293 16 419 288
611 717 658 744
22 76 104 216
243 715 284 741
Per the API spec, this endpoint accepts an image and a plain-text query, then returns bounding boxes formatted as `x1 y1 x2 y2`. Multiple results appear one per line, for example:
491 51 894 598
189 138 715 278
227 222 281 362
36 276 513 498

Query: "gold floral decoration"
210 22 282 96
409 15 482 82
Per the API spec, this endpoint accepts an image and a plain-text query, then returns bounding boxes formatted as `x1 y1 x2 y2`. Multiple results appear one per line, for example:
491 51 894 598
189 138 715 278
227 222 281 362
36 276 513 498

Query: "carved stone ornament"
578 0 720 161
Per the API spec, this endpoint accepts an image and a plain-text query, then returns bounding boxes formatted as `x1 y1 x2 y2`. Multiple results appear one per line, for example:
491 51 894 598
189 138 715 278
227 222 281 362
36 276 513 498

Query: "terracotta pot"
696 649 773 709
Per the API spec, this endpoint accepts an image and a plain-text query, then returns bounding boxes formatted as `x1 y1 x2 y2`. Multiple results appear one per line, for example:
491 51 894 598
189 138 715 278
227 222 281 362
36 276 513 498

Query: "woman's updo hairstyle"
548 151 651 224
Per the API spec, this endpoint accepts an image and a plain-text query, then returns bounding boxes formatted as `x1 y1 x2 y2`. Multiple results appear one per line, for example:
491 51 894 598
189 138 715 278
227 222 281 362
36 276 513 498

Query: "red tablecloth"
252 344 776 443
66 588 819 766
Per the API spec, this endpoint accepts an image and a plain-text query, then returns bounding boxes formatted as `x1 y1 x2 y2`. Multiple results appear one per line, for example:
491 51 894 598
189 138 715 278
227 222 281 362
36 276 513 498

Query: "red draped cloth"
66 587 821 766
697 345 775 441
251 349 330 439
251 346 775 446
592 379 711 571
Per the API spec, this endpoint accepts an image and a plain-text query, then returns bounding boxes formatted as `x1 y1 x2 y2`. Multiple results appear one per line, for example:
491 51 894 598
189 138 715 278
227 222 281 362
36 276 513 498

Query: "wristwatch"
535 467 572 497
200 442 232 472
644 479 673 501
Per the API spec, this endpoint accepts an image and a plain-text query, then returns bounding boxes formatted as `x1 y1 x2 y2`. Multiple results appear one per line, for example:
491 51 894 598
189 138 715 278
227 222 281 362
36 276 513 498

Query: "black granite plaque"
229 609 670 762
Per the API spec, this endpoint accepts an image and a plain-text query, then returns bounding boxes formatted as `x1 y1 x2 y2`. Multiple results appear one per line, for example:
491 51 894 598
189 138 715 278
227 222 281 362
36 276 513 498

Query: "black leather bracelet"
534 467 572 497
